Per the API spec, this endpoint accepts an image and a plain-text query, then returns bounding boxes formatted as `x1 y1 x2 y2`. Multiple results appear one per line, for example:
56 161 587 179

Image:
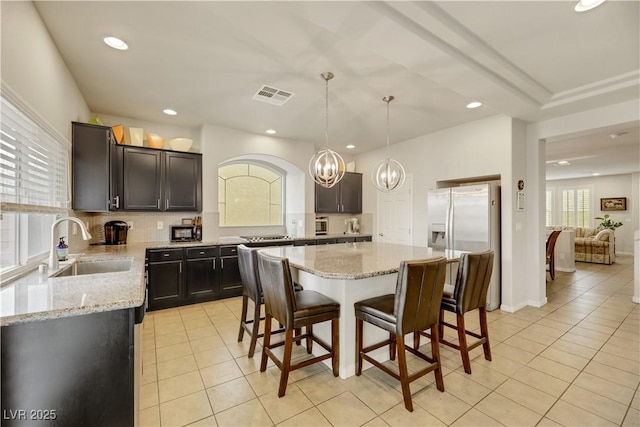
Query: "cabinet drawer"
219 245 239 256
148 249 183 262
186 247 217 259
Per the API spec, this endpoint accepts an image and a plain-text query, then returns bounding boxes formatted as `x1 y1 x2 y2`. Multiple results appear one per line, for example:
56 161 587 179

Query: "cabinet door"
123 147 163 211
164 152 202 211
315 184 340 213
340 172 362 213
219 256 242 296
185 257 217 300
72 122 114 211
147 261 183 310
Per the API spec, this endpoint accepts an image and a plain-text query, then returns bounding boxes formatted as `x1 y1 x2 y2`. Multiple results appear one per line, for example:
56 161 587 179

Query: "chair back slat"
395 257 447 335
237 245 261 303
257 251 297 329
453 251 494 313
546 230 562 260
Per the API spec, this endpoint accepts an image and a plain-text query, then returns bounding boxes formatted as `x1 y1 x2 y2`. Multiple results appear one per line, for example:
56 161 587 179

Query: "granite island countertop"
261 242 464 280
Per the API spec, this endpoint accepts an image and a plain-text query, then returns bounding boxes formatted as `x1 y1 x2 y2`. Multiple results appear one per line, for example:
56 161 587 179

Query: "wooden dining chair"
257 251 340 397
354 257 447 412
417 251 494 375
546 230 562 280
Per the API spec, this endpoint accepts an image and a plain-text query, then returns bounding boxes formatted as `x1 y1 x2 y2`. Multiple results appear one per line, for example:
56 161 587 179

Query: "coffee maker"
345 217 360 234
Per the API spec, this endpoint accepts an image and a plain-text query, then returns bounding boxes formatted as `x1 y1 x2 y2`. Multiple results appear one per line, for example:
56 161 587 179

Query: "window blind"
0 97 68 209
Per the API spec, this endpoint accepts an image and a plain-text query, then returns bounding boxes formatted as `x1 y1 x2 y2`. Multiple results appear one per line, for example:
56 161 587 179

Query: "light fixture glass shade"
309 72 345 188
309 147 345 188
372 158 405 192
372 95 405 192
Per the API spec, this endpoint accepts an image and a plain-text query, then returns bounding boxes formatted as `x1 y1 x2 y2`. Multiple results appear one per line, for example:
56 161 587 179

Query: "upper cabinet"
72 122 119 211
315 172 362 214
72 122 202 212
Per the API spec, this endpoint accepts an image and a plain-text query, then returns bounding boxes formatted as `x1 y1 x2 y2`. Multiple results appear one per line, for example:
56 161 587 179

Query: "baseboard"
499 300 530 313
555 267 576 272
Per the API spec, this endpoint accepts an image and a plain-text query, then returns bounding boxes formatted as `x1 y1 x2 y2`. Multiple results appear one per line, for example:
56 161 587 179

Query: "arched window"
218 163 283 226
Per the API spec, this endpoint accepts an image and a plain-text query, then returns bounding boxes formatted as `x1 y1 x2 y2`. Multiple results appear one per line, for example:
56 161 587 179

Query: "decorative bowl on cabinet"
146 133 165 149
169 137 193 152
112 125 124 144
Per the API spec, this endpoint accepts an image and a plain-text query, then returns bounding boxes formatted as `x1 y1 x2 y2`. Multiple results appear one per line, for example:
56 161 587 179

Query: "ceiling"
33 1 639 179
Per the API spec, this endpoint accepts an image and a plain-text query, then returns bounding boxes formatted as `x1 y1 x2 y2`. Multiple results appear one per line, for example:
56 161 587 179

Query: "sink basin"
53 258 133 277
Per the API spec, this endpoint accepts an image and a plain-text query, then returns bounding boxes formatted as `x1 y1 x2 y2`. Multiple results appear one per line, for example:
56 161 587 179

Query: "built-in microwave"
315 217 328 236
171 225 202 242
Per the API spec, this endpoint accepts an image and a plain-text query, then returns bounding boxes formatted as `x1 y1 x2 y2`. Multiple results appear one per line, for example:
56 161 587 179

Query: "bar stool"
354 257 447 412
417 250 494 374
237 244 301 358
257 251 340 397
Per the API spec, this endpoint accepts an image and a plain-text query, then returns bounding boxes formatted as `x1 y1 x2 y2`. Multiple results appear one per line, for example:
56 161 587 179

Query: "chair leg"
396 336 414 412
550 255 556 280
355 318 363 376
479 307 492 361
306 324 313 354
260 314 272 373
247 301 261 358
390 333 396 361
295 328 302 345
278 329 294 397
237 295 248 342
430 325 445 392
331 317 339 377
439 308 445 339
413 331 420 350
456 313 472 374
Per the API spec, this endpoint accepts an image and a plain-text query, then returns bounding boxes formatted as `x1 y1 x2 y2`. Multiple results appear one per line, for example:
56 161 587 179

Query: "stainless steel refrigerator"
427 183 501 311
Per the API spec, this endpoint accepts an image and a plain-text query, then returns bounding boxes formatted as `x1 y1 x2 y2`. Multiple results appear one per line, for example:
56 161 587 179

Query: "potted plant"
595 214 623 230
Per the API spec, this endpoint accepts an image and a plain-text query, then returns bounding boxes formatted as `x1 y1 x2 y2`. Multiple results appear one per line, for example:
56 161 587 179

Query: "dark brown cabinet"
315 172 362 214
72 122 202 212
185 247 217 301
72 122 121 211
123 147 163 210
147 249 184 311
219 246 242 297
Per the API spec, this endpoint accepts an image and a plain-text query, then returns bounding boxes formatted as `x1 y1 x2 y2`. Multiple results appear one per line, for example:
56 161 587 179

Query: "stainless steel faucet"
48 217 92 270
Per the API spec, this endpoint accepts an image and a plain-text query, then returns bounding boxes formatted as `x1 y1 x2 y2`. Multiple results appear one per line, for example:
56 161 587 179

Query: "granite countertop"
0 243 149 326
0 235 373 326
260 242 464 280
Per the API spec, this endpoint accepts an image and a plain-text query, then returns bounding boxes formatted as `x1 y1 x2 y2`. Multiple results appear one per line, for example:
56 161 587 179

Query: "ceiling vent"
252 85 294 106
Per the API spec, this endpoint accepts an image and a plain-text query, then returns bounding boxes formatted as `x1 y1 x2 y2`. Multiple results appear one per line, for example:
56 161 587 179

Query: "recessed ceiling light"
103 36 128 50
574 0 606 12
163 109 177 116
466 101 482 109
265 129 276 134
346 144 355 149
557 160 571 166
609 132 628 139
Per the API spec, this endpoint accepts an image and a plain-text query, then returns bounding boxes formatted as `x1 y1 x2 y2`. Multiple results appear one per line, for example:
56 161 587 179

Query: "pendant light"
309 72 345 188
372 96 405 192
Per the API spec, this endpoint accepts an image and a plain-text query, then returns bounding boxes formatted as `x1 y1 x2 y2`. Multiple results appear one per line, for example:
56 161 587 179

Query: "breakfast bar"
260 242 463 378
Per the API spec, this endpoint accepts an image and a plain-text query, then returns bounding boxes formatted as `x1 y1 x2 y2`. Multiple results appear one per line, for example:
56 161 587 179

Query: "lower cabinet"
219 246 243 297
185 247 218 302
147 249 184 311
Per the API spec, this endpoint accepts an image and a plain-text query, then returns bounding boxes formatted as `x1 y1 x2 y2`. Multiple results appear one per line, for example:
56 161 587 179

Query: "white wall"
355 115 529 312
527 99 640 308
1 1 90 141
547 173 636 254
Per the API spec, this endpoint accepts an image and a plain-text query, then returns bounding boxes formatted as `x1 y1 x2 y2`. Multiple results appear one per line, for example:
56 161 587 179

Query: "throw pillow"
594 229 611 241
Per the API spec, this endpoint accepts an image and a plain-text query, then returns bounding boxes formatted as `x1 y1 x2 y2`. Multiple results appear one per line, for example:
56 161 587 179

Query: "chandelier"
372 96 405 192
309 72 345 188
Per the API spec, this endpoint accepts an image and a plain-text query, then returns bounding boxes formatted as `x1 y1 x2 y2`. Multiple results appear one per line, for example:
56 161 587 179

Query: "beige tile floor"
140 255 639 426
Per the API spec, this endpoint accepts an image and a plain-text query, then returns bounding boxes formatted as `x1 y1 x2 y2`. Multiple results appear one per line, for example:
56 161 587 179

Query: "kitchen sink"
53 258 133 277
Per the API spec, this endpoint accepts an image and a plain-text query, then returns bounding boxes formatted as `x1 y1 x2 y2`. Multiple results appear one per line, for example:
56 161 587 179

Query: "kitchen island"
260 242 463 378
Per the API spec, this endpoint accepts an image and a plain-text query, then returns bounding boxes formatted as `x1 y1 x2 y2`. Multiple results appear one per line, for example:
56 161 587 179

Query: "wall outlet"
72 223 78 235
157 221 163 230
129 221 134 229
